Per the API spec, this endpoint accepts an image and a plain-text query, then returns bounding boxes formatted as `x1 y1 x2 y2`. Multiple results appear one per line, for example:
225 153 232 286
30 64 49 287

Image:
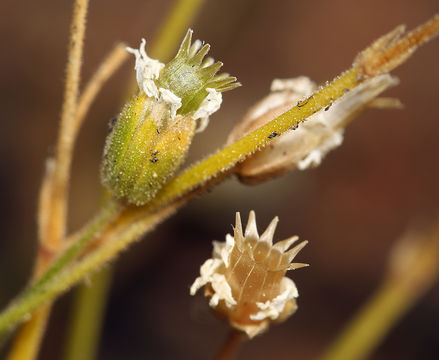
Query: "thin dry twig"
73 42 129 138
46 0 89 251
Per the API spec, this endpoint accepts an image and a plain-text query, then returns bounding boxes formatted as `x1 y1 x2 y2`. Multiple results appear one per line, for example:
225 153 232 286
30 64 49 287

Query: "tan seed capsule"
227 74 400 185
190 211 308 338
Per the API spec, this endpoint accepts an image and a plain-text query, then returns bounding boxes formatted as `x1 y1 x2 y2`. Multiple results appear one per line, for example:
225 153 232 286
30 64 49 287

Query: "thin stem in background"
63 267 113 360
150 0 206 61
320 221 439 360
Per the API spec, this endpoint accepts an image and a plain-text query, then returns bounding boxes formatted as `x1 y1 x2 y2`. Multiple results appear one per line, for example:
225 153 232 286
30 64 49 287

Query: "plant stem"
49 0 89 250
63 267 113 360
73 42 129 139
148 68 360 208
320 280 414 360
0 201 178 340
6 305 51 360
215 330 246 360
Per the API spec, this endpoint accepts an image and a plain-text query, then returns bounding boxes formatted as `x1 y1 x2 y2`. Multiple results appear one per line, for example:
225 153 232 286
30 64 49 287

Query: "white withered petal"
126 38 165 98
190 211 308 338
193 88 223 132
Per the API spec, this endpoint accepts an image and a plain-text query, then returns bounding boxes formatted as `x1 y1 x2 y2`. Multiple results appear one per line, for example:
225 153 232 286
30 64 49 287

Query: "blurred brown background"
1 0 439 359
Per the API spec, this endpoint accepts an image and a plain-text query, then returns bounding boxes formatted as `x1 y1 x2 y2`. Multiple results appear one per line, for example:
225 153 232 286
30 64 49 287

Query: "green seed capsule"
101 29 240 206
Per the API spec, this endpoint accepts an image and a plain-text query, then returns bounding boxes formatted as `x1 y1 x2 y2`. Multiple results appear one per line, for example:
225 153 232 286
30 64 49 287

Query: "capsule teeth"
245 210 259 241
216 82 242 93
208 76 237 89
191 44 211 65
200 61 223 81
287 263 309 270
260 216 279 245
285 240 308 263
213 73 230 81
177 29 193 57
273 236 299 252
234 212 244 240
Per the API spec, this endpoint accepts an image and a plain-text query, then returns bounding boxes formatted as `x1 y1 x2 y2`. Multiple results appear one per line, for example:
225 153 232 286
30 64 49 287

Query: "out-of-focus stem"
150 0 206 61
321 221 439 360
63 267 113 360
6 305 51 360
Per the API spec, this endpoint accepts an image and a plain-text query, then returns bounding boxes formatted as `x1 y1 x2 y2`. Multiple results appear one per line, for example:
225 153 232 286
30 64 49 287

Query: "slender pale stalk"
6 305 51 360
6 1 90 358
73 43 129 138
48 0 89 250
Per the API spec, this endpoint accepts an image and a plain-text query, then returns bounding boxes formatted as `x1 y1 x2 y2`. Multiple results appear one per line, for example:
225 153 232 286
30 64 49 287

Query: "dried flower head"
190 211 308 338
228 74 400 184
101 30 239 205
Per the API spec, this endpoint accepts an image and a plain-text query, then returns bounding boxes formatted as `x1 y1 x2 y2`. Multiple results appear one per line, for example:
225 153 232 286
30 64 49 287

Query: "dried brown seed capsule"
228 75 400 185
190 211 308 338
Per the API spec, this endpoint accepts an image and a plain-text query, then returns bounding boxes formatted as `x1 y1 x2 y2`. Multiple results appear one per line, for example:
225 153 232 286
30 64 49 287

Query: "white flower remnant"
228 74 401 184
190 211 308 338
126 39 165 98
159 88 182 120
193 88 223 132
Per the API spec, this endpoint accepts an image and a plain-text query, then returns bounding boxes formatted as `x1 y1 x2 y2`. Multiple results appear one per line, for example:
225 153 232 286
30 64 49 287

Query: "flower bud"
228 74 400 185
190 211 308 338
102 30 240 205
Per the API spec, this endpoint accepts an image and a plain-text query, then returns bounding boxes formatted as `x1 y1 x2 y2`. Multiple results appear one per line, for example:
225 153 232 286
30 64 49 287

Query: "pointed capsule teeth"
178 29 193 56
273 235 299 252
234 212 243 239
259 216 279 245
245 210 259 240
213 73 230 81
287 263 309 270
208 76 238 89
191 43 211 65
285 240 308 263
216 82 241 93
